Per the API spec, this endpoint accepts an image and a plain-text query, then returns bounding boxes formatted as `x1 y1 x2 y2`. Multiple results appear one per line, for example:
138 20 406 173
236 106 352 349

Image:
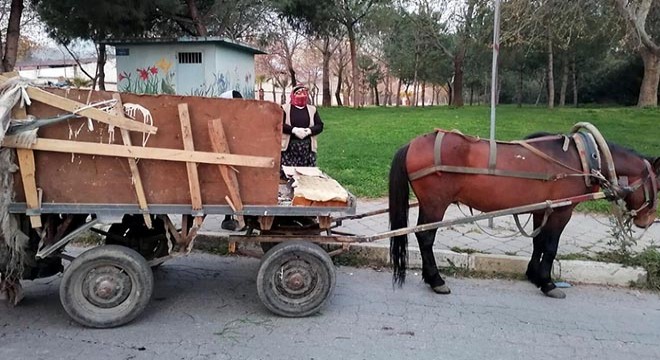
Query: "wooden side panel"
12 89 283 206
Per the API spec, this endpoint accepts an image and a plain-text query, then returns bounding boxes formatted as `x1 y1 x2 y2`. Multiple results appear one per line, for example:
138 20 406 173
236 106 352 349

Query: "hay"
0 76 32 305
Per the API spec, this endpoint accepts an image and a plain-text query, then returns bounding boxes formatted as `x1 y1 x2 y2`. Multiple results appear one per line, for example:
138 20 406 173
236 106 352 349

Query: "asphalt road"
1 252 659 360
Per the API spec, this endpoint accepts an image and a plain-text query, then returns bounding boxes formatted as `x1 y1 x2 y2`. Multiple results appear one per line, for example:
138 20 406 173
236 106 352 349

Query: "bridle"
615 159 659 217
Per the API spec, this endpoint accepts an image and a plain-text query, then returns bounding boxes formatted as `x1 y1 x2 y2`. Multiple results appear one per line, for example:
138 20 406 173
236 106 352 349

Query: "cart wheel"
59 245 154 328
257 241 336 317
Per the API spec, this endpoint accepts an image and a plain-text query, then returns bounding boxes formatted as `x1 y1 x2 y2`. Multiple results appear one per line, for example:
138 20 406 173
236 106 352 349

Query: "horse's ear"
654 158 660 175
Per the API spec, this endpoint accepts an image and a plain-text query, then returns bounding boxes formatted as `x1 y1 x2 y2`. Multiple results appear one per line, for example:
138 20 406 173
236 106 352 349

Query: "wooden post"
208 119 245 229
12 101 41 228
112 93 152 228
178 103 203 229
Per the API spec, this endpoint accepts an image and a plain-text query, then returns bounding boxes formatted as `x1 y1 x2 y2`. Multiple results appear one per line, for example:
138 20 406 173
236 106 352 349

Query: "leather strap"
434 131 444 167
513 140 585 174
489 139 497 170
514 207 552 238
408 164 559 181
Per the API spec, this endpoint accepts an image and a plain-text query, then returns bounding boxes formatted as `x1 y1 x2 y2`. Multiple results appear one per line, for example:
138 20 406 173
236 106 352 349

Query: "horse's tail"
389 144 410 286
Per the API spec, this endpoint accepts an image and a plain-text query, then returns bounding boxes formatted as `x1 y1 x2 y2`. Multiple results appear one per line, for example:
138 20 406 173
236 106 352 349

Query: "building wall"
214 47 255 99
19 58 118 90
114 43 256 98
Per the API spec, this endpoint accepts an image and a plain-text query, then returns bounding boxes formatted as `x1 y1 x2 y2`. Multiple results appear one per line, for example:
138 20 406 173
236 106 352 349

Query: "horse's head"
619 157 660 228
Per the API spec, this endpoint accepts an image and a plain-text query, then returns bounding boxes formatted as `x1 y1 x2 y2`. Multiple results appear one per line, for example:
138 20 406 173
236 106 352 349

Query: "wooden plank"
208 119 245 228
1 137 275 168
178 103 203 227
112 93 152 229
0 74 157 134
16 150 41 228
11 98 41 228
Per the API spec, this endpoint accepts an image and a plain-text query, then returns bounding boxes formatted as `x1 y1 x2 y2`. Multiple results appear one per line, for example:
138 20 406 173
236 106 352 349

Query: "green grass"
316 105 660 204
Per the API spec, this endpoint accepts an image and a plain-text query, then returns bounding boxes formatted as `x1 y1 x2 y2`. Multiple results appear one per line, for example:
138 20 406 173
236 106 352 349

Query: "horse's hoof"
432 284 451 294
543 288 566 299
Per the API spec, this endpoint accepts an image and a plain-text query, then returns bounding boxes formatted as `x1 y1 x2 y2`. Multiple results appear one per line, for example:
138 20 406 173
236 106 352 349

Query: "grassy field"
316 105 660 200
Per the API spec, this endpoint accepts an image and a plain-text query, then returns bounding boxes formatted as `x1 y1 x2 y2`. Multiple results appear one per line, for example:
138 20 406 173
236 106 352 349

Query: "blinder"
620 159 659 216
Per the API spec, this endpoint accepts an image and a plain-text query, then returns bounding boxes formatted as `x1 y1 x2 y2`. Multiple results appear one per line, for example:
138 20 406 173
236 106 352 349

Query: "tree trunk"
452 47 465 107
287 60 297 89
547 35 555 109
638 48 660 107
97 43 107 91
1 0 24 72
446 81 453 106
186 0 207 36
396 78 402 107
572 56 578 107
322 39 331 107
335 65 343 107
0 31 4 73
559 55 568 106
517 65 523 107
347 26 359 108
421 81 426 107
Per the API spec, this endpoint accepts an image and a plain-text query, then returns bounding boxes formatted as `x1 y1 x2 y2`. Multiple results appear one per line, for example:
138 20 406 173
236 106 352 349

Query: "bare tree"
308 35 342 106
263 16 303 89
332 40 351 106
296 43 323 104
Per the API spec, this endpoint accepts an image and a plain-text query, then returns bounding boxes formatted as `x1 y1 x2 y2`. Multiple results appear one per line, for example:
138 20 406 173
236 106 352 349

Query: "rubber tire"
257 241 336 317
59 245 154 328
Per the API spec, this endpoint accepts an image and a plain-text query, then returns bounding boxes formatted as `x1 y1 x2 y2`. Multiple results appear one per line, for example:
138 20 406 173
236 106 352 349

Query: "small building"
102 37 265 99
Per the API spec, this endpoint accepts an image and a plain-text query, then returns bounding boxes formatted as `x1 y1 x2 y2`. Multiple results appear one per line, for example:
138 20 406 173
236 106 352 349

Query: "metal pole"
488 0 501 228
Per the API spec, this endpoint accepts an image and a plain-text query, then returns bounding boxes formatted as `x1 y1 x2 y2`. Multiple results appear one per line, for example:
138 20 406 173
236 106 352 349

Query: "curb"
195 232 647 288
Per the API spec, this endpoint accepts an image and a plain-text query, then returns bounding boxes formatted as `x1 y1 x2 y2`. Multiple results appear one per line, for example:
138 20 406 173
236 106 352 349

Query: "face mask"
290 89 308 107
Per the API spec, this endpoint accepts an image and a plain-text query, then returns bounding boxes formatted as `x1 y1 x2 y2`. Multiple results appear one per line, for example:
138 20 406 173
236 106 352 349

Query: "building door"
176 52 204 95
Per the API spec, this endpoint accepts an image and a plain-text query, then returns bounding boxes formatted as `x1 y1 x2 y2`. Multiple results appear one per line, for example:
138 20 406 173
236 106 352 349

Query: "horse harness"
407 123 658 236
408 129 604 186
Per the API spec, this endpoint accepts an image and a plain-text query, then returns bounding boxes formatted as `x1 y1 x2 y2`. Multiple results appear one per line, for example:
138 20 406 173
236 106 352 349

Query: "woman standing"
281 83 324 170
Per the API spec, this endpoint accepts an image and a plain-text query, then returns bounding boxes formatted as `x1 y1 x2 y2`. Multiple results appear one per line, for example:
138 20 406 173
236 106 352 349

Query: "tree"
272 0 388 108
33 0 180 89
0 0 24 72
258 14 303 89
615 0 660 106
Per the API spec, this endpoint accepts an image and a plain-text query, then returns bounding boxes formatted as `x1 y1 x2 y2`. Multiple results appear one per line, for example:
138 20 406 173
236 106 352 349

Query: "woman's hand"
292 127 307 139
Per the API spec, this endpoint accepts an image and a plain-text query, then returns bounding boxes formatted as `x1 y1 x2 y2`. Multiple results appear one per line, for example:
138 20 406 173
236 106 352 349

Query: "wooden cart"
0 76 357 328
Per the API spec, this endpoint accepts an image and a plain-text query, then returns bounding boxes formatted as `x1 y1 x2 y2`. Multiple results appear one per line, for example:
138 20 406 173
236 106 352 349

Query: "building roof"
100 36 266 55
15 57 99 70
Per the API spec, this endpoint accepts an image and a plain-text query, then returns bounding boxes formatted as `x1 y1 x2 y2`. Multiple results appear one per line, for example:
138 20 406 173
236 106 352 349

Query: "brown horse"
389 128 660 298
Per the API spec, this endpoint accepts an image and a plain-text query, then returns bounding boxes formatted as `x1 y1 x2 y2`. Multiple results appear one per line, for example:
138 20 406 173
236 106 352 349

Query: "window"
178 52 202 64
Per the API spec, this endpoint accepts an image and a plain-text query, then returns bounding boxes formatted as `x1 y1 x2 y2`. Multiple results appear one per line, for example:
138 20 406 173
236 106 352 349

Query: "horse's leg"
416 204 450 294
532 208 573 299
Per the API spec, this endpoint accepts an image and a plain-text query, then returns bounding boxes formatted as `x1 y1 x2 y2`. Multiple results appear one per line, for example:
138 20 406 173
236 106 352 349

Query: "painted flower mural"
118 57 176 95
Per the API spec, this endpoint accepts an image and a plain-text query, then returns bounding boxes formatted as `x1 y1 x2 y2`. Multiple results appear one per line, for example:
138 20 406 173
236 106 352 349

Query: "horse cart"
2 74 658 329
0 75 366 328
